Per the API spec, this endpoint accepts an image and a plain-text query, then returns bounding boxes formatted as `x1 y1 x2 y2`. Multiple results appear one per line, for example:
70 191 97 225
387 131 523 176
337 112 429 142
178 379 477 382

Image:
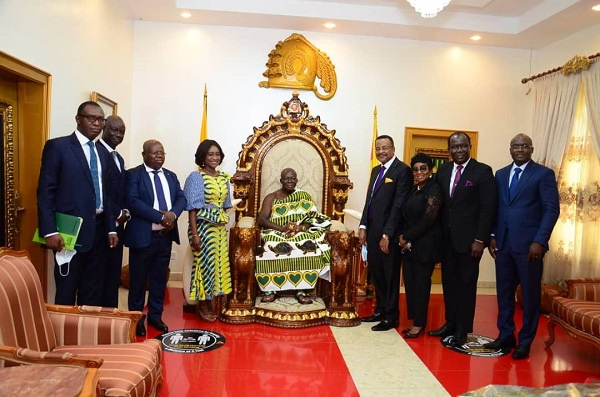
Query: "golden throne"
220 93 360 328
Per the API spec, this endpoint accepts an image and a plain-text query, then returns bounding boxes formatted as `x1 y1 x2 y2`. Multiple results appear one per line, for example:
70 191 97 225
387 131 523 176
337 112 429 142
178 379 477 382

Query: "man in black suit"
359 135 413 331
97 115 129 308
484 134 559 359
428 132 497 347
125 140 186 336
37 101 118 305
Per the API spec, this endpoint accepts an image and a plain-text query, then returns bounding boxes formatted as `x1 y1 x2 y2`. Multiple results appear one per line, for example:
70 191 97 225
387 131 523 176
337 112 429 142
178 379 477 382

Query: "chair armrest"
46 304 143 344
565 278 600 301
0 345 103 368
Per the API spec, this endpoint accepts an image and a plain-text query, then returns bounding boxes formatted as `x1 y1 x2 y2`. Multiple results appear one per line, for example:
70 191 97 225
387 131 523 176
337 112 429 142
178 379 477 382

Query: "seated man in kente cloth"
256 168 331 304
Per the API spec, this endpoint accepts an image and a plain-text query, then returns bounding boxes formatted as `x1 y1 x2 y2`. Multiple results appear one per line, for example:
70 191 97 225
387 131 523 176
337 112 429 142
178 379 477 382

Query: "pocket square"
464 180 474 187
385 178 393 183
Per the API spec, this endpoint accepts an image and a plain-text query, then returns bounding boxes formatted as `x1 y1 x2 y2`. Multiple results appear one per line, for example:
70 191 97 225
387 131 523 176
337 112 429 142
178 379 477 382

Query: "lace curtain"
533 63 600 282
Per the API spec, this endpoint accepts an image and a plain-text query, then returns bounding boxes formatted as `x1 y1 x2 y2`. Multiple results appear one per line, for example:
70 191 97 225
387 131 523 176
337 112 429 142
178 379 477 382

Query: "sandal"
261 291 277 303
296 292 313 305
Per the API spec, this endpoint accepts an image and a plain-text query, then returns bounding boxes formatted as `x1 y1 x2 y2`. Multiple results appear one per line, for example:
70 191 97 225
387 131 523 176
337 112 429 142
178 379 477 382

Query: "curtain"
543 83 600 282
531 72 580 173
583 61 600 158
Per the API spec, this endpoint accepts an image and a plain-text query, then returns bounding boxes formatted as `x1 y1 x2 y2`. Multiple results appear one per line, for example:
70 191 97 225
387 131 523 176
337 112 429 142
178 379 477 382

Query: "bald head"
102 115 125 149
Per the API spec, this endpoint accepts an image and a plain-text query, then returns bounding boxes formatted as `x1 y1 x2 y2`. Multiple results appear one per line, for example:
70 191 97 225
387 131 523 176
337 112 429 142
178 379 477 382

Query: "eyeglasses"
375 146 393 152
511 144 532 151
78 114 106 124
148 151 166 156
412 165 429 173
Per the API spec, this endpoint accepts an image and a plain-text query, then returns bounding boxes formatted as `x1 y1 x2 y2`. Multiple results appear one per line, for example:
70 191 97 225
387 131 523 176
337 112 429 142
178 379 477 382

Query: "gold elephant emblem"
259 33 337 101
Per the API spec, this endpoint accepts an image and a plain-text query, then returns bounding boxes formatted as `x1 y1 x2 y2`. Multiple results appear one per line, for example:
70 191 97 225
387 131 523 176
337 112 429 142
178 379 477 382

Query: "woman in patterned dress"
183 140 232 321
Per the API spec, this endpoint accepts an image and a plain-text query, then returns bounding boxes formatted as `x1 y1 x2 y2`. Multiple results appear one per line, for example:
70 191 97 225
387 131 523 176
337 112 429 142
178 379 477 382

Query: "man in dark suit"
484 133 559 359
97 115 129 308
125 139 186 336
359 135 413 331
428 131 497 347
37 101 118 305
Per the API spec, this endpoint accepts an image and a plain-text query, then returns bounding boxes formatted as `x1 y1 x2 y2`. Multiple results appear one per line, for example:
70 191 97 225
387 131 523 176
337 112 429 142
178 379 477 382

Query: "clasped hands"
284 223 306 235
160 210 176 231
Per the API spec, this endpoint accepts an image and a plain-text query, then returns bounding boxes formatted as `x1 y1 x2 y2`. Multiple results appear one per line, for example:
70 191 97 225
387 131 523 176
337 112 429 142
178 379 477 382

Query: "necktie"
509 168 522 200
112 151 121 172
152 170 168 211
450 164 463 198
87 141 101 209
371 166 386 196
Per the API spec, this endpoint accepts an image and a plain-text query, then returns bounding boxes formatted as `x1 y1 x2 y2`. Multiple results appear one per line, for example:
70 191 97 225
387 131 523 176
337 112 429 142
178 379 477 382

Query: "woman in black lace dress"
399 153 443 338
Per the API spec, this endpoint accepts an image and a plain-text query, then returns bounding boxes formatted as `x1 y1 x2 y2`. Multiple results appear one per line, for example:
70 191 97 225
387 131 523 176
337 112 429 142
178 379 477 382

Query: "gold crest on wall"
259 33 337 101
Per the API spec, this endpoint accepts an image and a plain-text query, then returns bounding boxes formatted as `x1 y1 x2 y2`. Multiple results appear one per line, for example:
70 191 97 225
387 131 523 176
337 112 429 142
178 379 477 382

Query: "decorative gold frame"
1 102 16 248
91 91 118 115
403 127 478 164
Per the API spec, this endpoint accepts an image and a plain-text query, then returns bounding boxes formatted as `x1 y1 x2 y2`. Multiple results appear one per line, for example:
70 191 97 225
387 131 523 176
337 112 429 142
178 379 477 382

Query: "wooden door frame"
0 51 51 297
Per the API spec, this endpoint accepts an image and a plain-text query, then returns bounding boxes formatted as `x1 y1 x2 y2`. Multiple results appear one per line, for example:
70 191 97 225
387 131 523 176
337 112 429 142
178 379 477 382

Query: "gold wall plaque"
259 33 337 101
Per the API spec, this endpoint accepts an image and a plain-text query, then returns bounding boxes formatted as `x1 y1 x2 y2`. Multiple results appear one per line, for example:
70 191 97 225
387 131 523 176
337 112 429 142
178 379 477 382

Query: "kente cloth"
183 171 232 300
255 190 331 292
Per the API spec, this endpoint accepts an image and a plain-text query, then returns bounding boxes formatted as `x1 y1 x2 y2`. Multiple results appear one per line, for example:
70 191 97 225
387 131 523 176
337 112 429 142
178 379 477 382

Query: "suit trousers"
494 230 543 347
367 237 402 322
102 225 125 308
128 232 172 321
441 246 480 334
54 215 107 306
402 253 436 327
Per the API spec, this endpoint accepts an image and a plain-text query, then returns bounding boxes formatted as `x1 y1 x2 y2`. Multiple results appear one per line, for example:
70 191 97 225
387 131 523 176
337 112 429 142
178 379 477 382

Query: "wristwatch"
382 234 390 240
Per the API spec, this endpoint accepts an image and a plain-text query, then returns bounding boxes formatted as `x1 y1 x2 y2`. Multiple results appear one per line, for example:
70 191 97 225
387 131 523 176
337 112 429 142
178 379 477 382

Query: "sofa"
546 277 600 350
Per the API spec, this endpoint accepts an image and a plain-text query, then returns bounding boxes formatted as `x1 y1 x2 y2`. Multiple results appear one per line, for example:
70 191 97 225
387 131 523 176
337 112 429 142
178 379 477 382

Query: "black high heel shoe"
403 328 423 339
401 327 411 334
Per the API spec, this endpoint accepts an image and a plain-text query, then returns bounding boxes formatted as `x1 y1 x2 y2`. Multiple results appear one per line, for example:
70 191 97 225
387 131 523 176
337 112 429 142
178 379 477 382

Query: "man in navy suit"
37 101 118 306
359 135 413 331
97 115 129 308
484 133 559 359
125 139 186 336
428 132 497 347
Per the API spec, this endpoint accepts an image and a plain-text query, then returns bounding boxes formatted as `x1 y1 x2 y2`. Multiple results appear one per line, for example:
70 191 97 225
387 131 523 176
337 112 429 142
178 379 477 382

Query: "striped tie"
87 141 101 209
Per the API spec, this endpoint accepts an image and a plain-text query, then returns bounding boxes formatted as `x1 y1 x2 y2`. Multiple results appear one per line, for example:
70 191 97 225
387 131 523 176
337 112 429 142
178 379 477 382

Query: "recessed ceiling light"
324 22 336 29
470 35 482 41
181 11 192 18
593 4 600 11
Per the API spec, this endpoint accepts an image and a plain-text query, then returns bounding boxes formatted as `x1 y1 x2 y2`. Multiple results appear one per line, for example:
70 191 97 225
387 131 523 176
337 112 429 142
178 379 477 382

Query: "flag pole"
200 84 208 142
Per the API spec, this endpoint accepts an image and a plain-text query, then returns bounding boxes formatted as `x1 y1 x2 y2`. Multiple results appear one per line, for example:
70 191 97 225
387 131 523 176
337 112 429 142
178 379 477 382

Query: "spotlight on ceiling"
180 11 192 18
407 0 452 18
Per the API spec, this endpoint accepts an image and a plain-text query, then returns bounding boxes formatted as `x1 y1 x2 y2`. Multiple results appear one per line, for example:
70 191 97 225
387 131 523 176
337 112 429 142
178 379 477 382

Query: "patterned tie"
509 168 522 201
450 164 463 198
152 170 168 211
371 165 386 196
87 141 101 209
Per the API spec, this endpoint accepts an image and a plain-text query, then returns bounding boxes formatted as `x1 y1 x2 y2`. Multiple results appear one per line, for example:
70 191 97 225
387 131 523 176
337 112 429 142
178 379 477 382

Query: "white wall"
0 0 134 300
131 21 533 283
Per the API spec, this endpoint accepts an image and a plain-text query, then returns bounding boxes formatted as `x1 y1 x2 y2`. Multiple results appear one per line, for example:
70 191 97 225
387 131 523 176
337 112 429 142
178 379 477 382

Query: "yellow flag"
370 106 378 171
200 84 208 142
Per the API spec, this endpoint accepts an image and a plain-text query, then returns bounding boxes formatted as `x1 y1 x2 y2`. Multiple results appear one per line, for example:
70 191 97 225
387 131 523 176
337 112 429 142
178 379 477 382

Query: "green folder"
33 212 83 251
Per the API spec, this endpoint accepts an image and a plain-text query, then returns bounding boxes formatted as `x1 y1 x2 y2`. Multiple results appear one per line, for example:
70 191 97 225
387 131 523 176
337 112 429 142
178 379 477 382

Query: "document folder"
33 212 83 251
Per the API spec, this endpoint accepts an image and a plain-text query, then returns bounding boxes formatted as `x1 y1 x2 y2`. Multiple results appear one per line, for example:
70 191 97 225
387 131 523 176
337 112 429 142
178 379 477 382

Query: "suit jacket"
360 157 413 240
124 164 187 248
493 161 559 253
437 158 497 253
37 133 116 252
96 142 126 223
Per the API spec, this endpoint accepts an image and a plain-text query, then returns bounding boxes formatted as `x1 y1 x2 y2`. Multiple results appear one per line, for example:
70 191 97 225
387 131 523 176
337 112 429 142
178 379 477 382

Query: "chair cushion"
552 297 600 338
568 279 600 301
53 339 162 397
48 308 134 346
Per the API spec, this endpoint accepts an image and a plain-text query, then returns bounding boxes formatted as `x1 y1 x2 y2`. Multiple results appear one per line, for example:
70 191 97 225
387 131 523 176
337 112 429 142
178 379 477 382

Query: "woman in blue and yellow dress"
183 139 232 321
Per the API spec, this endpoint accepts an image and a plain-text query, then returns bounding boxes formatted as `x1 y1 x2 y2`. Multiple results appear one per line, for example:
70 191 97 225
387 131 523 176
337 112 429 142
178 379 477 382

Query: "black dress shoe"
403 328 423 339
483 335 516 350
428 324 454 337
148 317 169 332
371 319 399 331
401 327 411 334
449 333 467 347
512 345 530 360
361 313 383 323
136 320 146 337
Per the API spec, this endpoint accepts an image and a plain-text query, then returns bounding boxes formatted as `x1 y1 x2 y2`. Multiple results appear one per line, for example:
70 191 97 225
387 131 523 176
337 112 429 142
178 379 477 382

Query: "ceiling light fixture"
407 0 452 18
181 11 192 18
470 35 481 41
593 4 600 11
324 22 336 29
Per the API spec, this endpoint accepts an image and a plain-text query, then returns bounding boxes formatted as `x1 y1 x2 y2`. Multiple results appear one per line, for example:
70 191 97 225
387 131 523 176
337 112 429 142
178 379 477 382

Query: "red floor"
142 289 600 396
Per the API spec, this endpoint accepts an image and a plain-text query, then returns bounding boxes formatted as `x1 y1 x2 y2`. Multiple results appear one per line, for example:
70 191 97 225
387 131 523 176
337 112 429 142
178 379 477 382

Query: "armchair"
0 248 163 396
220 93 360 328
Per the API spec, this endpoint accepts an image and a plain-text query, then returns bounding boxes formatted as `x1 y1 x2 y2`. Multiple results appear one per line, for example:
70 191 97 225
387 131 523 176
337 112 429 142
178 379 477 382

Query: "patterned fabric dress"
255 190 331 292
183 170 232 301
